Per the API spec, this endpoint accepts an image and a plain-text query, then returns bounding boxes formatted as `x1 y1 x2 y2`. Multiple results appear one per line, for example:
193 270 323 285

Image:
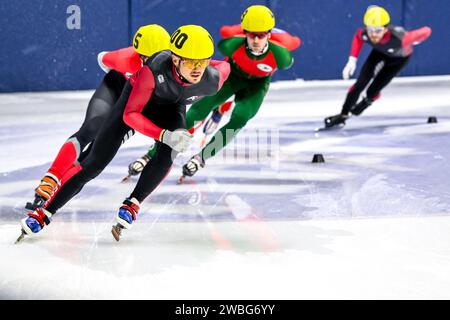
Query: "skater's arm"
209 60 231 90
220 24 245 38
271 43 294 70
403 26 432 47
100 46 142 75
218 37 246 58
269 29 302 51
343 29 363 80
123 66 164 139
349 28 364 58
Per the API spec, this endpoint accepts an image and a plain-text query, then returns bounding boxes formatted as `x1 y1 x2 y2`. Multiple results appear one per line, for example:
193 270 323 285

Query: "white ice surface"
1 75 450 299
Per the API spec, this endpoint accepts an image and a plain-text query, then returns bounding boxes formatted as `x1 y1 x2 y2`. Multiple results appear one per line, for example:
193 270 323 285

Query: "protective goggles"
366 26 386 34
181 57 211 69
245 31 270 39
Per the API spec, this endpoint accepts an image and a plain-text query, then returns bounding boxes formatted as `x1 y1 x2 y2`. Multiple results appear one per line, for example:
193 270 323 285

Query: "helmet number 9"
171 30 188 49
134 33 142 49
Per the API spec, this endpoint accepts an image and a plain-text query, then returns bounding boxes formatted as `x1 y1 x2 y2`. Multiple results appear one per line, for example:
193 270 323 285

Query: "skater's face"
245 31 270 53
172 55 210 84
366 26 388 44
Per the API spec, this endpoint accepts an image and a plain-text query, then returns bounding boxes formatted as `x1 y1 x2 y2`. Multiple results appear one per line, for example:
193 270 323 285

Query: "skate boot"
16 208 53 243
203 108 223 135
350 97 373 116
178 155 205 184
122 154 151 182
128 154 150 176
111 197 140 241
26 174 60 210
324 113 349 128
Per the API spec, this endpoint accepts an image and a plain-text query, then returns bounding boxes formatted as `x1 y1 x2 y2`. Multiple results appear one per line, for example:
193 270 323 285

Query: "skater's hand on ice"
160 129 193 153
342 56 357 80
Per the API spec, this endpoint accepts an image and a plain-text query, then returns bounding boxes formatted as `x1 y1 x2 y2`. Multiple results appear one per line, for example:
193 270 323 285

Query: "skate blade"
315 124 345 132
111 224 122 242
121 175 131 183
200 136 207 148
15 230 26 244
177 175 186 185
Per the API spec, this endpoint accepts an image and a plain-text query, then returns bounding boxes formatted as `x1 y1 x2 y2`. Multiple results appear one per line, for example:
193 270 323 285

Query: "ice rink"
1 76 450 299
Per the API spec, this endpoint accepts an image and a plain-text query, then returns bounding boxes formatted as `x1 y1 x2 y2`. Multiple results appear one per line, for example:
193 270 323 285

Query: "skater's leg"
129 142 175 202
365 56 410 101
181 81 268 178
129 104 187 202
199 80 269 161
112 104 186 237
44 83 133 214
32 71 125 206
47 71 124 179
350 56 410 116
340 50 383 115
22 106 132 238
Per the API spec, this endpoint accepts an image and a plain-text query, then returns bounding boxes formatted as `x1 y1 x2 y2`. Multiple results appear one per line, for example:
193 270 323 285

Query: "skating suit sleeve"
208 60 231 90
269 28 302 51
123 66 164 139
220 24 245 38
99 46 143 79
350 28 365 58
218 37 244 58
270 43 294 70
402 26 432 55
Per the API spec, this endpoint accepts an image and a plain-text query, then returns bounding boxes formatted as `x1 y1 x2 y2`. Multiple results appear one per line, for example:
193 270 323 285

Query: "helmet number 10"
171 30 188 49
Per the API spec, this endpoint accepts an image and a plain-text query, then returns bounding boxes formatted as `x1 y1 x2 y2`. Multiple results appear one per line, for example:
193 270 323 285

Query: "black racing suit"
75 70 126 162
45 51 227 214
341 25 419 115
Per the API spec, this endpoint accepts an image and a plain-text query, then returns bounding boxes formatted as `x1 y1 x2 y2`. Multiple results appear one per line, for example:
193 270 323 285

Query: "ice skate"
111 198 140 241
122 154 150 182
322 113 350 130
178 155 205 184
25 174 59 210
15 208 53 244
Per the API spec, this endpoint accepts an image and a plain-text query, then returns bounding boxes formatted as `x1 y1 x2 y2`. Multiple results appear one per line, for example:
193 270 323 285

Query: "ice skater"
27 25 171 210
324 5 432 129
17 25 230 242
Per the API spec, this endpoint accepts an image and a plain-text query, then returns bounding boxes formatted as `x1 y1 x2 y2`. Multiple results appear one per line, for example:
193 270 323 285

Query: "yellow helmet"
170 25 214 59
241 5 275 32
364 6 390 27
132 24 171 57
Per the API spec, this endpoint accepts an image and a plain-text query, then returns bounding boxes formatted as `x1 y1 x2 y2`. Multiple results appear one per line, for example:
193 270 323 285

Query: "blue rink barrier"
0 0 448 92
